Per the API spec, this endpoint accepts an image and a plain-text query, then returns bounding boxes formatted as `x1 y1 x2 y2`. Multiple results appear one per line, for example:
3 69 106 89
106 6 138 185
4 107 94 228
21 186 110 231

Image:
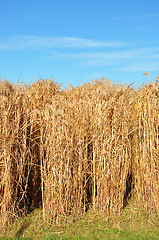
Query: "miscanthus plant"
0 76 158 227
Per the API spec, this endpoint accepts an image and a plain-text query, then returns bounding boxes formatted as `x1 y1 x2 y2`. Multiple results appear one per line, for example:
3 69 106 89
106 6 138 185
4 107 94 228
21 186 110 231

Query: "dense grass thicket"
0 78 158 228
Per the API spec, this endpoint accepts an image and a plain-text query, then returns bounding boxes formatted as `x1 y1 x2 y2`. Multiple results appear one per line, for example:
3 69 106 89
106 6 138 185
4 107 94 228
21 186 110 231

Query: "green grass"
0 197 158 240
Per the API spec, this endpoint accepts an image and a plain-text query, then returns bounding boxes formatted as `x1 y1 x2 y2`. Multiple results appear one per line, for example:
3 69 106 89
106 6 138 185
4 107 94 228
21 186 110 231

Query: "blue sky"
0 0 159 88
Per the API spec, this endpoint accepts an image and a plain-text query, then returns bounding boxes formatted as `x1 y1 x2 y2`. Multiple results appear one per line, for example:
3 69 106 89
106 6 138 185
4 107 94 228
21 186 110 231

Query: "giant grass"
0 77 158 228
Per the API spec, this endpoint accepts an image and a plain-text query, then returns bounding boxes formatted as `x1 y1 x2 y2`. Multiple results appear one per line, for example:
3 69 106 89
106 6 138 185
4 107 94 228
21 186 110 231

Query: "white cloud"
1 35 158 73
121 62 159 72
0 35 124 50
50 47 159 67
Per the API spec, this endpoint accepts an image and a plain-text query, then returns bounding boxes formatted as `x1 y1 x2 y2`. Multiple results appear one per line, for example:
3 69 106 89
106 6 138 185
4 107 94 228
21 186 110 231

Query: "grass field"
0 197 158 239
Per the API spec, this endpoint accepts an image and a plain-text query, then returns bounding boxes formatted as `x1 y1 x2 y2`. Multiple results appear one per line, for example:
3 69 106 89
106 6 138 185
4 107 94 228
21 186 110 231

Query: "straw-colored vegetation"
0 77 158 229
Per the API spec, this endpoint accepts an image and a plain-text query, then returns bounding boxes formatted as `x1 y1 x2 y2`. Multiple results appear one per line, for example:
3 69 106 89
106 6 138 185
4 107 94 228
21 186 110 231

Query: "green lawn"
0 197 158 240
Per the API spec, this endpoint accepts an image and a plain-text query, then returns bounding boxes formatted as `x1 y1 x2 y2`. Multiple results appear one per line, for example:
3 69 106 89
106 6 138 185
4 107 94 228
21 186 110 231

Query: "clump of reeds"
0 78 60 226
88 81 133 215
129 81 159 214
0 77 158 228
41 79 134 222
0 82 27 226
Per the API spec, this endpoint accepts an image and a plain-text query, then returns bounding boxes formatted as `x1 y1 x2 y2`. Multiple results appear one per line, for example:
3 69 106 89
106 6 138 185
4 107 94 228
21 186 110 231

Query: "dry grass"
0 77 158 228
129 81 159 213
